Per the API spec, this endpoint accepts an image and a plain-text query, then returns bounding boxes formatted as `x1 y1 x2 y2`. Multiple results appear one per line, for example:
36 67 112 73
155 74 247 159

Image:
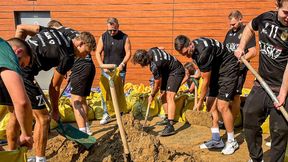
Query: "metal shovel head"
56 121 96 149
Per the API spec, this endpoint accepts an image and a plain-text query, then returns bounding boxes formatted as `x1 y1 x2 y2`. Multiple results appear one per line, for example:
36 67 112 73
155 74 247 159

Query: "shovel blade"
56 122 96 149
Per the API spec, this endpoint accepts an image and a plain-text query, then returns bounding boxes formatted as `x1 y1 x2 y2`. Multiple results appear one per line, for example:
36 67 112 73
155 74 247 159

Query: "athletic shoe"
265 141 271 147
247 159 264 162
156 118 168 125
159 124 176 136
100 113 111 125
221 139 239 155
27 156 36 162
199 139 225 149
86 128 93 135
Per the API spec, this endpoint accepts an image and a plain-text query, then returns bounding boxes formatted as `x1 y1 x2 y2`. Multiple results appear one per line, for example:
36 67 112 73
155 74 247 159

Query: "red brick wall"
0 0 275 88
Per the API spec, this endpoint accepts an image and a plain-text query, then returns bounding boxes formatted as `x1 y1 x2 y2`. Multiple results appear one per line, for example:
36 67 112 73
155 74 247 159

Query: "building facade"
0 0 274 88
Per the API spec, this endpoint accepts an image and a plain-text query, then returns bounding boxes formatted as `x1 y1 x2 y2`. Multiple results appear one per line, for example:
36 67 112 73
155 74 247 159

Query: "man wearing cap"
95 17 131 125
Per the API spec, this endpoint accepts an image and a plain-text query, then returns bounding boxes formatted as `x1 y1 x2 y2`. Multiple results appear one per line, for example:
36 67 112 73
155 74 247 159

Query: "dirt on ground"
27 113 271 162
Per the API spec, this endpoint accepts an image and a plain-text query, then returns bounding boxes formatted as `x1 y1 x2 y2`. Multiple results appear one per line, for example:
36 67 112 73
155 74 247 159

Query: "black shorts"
235 64 248 95
0 77 12 106
70 61 95 97
209 59 239 101
22 66 46 110
160 68 185 93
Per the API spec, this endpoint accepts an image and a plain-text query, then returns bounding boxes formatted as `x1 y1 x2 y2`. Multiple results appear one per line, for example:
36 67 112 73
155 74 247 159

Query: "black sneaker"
156 118 169 125
159 124 176 136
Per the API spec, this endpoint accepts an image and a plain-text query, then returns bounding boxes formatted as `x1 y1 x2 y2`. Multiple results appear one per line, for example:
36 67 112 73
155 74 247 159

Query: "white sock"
86 122 90 128
36 156 46 162
227 132 235 142
211 127 220 133
79 127 86 133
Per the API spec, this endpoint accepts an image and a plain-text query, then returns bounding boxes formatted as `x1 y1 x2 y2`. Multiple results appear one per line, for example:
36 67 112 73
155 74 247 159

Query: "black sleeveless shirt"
102 30 128 71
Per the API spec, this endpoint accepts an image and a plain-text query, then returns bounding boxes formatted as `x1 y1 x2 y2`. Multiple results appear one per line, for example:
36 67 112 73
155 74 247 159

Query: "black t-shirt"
224 25 256 70
192 37 237 73
224 24 256 53
57 26 93 65
252 11 288 88
148 47 184 79
27 26 74 75
102 30 127 71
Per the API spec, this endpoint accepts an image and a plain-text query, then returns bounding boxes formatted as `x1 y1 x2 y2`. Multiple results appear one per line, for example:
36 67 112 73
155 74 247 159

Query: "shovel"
101 64 131 161
33 80 96 149
240 56 288 122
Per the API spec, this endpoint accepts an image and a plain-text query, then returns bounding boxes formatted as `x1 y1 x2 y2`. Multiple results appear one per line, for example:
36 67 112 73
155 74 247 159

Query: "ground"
25 114 271 162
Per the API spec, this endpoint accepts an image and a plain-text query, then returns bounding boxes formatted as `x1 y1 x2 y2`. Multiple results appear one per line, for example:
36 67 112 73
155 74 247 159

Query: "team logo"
280 30 288 41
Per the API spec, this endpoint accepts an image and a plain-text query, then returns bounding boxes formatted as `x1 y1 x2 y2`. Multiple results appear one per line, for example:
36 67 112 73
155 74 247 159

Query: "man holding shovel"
47 20 96 135
234 0 288 161
132 47 185 136
7 25 96 162
175 36 239 155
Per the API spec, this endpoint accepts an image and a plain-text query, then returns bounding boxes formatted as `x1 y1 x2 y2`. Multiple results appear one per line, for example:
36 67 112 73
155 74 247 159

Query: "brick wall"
0 0 275 88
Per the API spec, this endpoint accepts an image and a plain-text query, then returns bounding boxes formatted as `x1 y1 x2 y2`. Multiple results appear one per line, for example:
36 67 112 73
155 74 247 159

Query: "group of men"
0 0 288 161
132 0 288 161
0 17 130 162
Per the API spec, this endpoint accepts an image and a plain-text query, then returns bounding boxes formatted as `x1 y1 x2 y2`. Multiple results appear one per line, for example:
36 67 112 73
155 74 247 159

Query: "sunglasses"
108 29 118 33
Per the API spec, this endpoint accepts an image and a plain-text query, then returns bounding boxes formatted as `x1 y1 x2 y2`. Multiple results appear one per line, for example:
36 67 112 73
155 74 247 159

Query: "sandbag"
99 68 128 116
158 94 187 122
0 147 27 162
0 105 11 140
58 97 95 122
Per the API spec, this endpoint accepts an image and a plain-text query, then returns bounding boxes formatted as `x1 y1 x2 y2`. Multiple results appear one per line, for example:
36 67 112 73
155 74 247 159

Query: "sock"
79 127 86 133
227 132 235 142
36 156 46 162
211 127 220 141
85 122 90 128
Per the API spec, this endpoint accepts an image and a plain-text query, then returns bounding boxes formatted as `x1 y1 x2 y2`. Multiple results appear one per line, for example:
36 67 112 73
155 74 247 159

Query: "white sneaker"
27 156 36 162
100 113 111 125
221 139 239 155
86 128 93 135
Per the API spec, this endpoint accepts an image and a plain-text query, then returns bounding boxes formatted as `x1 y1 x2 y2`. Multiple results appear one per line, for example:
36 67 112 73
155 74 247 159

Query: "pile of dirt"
44 114 195 162
185 110 212 127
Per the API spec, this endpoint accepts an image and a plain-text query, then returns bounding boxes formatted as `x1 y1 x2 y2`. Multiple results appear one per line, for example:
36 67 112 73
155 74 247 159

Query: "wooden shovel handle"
240 56 288 122
100 64 117 70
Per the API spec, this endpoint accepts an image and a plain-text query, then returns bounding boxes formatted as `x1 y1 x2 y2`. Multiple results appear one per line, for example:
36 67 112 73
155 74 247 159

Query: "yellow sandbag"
241 88 251 97
50 119 58 130
99 68 127 117
0 105 11 140
261 116 270 134
58 97 95 122
88 95 103 120
158 94 187 122
0 147 27 162
140 94 160 118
